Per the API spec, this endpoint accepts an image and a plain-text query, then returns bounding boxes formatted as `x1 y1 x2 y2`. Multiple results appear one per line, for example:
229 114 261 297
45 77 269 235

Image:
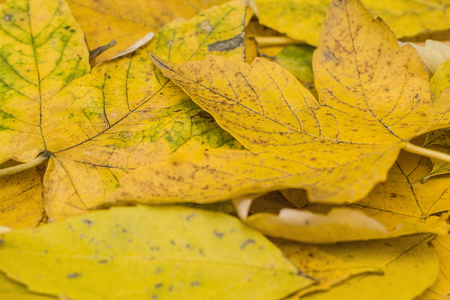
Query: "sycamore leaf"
233 151 449 243
250 0 450 46
0 0 246 220
418 235 450 299
356 151 450 218
110 0 449 206
276 235 439 300
0 272 55 300
67 0 232 62
0 161 44 229
0 205 313 299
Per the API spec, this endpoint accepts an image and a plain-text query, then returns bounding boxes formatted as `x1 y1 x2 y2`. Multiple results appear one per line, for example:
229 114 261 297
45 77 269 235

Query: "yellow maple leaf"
0 205 313 299
109 0 450 206
0 0 246 220
250 0 450 46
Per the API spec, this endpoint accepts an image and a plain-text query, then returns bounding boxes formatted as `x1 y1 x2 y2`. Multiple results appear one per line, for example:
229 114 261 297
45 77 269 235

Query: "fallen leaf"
67 0 232 62
233 151 449 243
0 0 246 220
250 0 450 46
417 234 450 299
0 205 314 299
268 237 382 297
278 235 439 300
0 161 44 229
110 0 449 206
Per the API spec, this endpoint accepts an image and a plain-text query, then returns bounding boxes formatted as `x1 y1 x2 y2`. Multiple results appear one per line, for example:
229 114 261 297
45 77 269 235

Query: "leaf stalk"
0 152 50 177
404 142 450 163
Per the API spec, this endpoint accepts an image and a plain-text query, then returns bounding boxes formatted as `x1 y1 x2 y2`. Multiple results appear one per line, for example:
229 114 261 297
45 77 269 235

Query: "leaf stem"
255 37 304 47
0 152 50 177
404 142 450 163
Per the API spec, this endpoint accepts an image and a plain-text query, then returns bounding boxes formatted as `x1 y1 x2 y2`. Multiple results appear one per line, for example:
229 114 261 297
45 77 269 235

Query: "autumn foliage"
0 0 450 299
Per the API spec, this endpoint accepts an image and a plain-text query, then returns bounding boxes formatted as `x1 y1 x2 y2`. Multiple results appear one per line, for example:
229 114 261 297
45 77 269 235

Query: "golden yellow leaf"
356 151 450 218
417 235 450 299
422 58 450 181
0 161 44 229
260 44 317 97
250 0 450 46
233 151 449 243
110 0 449 206
0 272 55 300
279 235 439 300
0 205 313 299
0 0 246 220
269 237 381 297
67 0 231 62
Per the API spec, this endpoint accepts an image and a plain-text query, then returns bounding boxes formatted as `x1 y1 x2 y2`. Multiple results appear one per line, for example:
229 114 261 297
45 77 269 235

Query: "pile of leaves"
1 0 450 298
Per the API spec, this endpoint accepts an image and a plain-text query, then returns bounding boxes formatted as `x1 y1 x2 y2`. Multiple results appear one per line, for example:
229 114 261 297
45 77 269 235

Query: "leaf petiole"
0 152 50 177
403 142 450 163
254 36 303 47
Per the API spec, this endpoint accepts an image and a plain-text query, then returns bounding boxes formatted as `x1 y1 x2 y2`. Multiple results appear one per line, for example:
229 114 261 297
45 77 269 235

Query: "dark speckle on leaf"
82 219 93 227
208 33 244 52
240 239 255 250
213 230 225 239
3 15 12 21
185 213 196 221
67 272 82 279
98 260 108 264
190 281 200 287
0 239 4 245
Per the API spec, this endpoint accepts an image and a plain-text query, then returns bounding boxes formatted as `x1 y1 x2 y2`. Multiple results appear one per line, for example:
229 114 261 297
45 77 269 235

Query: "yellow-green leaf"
0 161 44 228
0 0 246 220
250 0 450 46
0 205 313 299
110 0 449 206
278 235 439 300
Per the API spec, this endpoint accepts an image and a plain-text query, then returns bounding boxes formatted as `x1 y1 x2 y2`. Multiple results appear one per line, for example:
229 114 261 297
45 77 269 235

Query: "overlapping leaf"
0 0 246 221
109 0 450 206
0 205 313 299
422 57 450 181
67 0 231 62
0 161 45 228
250 0 450 46
279 235 439 300
418 235 450 299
